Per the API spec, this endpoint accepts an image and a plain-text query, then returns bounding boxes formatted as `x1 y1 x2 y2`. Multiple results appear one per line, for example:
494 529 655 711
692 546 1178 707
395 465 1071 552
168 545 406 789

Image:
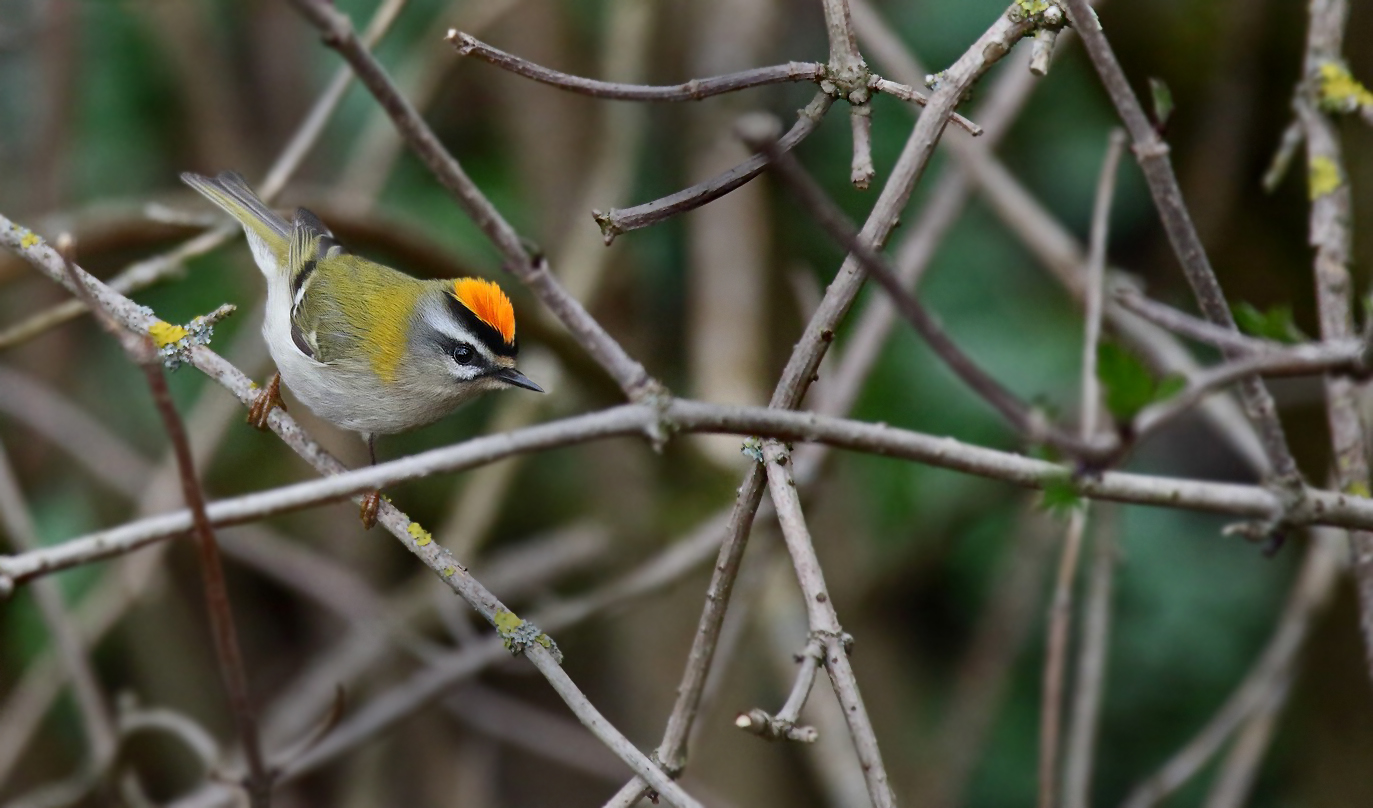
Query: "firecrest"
181 171 543 525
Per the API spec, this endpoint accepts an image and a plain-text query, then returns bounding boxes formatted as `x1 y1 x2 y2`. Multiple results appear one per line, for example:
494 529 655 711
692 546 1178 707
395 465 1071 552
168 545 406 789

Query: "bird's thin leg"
360 433 381 530
247 371 287 430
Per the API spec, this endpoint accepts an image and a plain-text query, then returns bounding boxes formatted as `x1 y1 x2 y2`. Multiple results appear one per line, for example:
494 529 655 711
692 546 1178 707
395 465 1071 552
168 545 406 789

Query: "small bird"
181 171 543 527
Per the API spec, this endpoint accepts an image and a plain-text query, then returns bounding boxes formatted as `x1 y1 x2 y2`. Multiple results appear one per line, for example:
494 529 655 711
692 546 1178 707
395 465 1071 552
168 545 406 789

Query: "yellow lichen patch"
19 231 40 249
442 566 457 578
1017 0 1050 13
407 522 433 547
1347 481 1371 498
1318 62 1373 112
493 609 524 636
149 321 189 348
1309 156 1342 200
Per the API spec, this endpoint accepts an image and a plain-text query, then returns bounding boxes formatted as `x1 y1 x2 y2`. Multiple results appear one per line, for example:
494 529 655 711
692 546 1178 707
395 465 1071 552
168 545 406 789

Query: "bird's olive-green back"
294 255 432 384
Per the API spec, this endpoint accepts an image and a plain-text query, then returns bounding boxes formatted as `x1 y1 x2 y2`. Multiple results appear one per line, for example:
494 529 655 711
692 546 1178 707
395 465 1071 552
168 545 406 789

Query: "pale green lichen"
1346 481 1371 498
153 309 225 370
1317 62 1373 114
1309 156 1342 200
493 609 563 662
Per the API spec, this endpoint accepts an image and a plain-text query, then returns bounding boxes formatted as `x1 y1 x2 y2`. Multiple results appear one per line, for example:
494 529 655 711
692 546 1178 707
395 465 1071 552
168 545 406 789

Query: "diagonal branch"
0 217 700 808
451 32 824 100
603 11 1038 806
1059 0 1301 495
287 0 659 403
738 115 1109 462
762 441 894 807
594 92 834 242
1296 0 1373 690
0 0 411 352
55 241 271 806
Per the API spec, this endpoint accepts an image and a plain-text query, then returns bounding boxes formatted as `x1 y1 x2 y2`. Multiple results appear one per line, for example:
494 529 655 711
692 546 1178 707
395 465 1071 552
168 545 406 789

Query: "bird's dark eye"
453 343 476 365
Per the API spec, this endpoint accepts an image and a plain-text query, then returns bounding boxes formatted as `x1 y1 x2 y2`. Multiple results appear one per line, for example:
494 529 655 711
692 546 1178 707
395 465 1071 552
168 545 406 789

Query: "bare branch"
56 243 271 806
738 115 1109 462
1296 0 1373 688
1059 0 1302 492
451 32 824 100
1119 530 1342 808
287 0 660 402
0 214 696 808
0 441 116 775
763 442 895 807
1063 516 1117 808
594 92 834 242
608 12 1038 805
0 0 410 351
735 638 823 743
1039 509 1087 808
1041 129 1126 808
1112 289 1280 355
866 76 982 135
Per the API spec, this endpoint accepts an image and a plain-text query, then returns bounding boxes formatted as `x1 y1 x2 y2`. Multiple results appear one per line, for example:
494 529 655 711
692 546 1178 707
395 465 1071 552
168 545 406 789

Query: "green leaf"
1232 303 1306 344
1040 475 1085 516
1098 342 1157 421
1148 78 1174 130
1154 374 1188 403
1097 344 1188 423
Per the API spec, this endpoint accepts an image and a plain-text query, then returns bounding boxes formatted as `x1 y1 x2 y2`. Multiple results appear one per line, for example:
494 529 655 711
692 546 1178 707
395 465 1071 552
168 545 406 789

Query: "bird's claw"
248 372 286 430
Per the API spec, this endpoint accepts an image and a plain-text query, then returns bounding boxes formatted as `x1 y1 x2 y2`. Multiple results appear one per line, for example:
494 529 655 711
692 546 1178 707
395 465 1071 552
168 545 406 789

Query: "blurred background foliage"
2 0 1373 805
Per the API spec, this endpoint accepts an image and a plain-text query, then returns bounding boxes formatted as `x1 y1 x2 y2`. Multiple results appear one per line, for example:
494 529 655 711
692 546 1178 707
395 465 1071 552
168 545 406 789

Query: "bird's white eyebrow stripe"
422 305 495 359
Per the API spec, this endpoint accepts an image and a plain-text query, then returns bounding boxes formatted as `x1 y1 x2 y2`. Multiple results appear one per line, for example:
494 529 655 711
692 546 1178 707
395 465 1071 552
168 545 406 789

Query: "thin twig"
1063 513 1117 808
738 115 1108 462
1200 671 1289 808
1130 341 1364 444
0 216 696 808
866 76 982 135
762 442 895 807
605 12 1038 805
451 32 823 100
11 393 1373 587
1041 128 1125 808
820 0 875 188
1296 0 1373 689
287 0 659 402
55 242 271 807
1038 509 1087 808
1060 0 1302 495
0 0 410 351
1119 529 1342 808
735 638 823 743
594 92 834 242
1111 289 1282 355
0 441 117 776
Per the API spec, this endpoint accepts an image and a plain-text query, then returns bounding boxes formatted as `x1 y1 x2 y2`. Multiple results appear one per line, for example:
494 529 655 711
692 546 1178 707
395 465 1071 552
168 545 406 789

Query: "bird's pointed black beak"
494 367 544 393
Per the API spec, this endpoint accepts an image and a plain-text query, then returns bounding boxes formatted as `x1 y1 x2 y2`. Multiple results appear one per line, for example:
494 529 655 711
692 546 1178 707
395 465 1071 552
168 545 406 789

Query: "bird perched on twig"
182 171 543 527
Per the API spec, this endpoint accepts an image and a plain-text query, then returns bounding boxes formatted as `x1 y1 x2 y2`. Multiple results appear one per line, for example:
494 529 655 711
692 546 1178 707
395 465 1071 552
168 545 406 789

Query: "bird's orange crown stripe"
452 278 516 344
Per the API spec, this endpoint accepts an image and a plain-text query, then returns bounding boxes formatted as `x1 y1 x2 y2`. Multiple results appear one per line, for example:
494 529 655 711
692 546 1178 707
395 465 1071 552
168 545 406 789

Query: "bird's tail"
181 171 292 279
182 171 292 239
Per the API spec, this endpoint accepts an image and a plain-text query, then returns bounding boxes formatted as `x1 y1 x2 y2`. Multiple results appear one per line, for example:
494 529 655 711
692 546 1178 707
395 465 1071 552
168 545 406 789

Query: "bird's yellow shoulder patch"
452 278 515 345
